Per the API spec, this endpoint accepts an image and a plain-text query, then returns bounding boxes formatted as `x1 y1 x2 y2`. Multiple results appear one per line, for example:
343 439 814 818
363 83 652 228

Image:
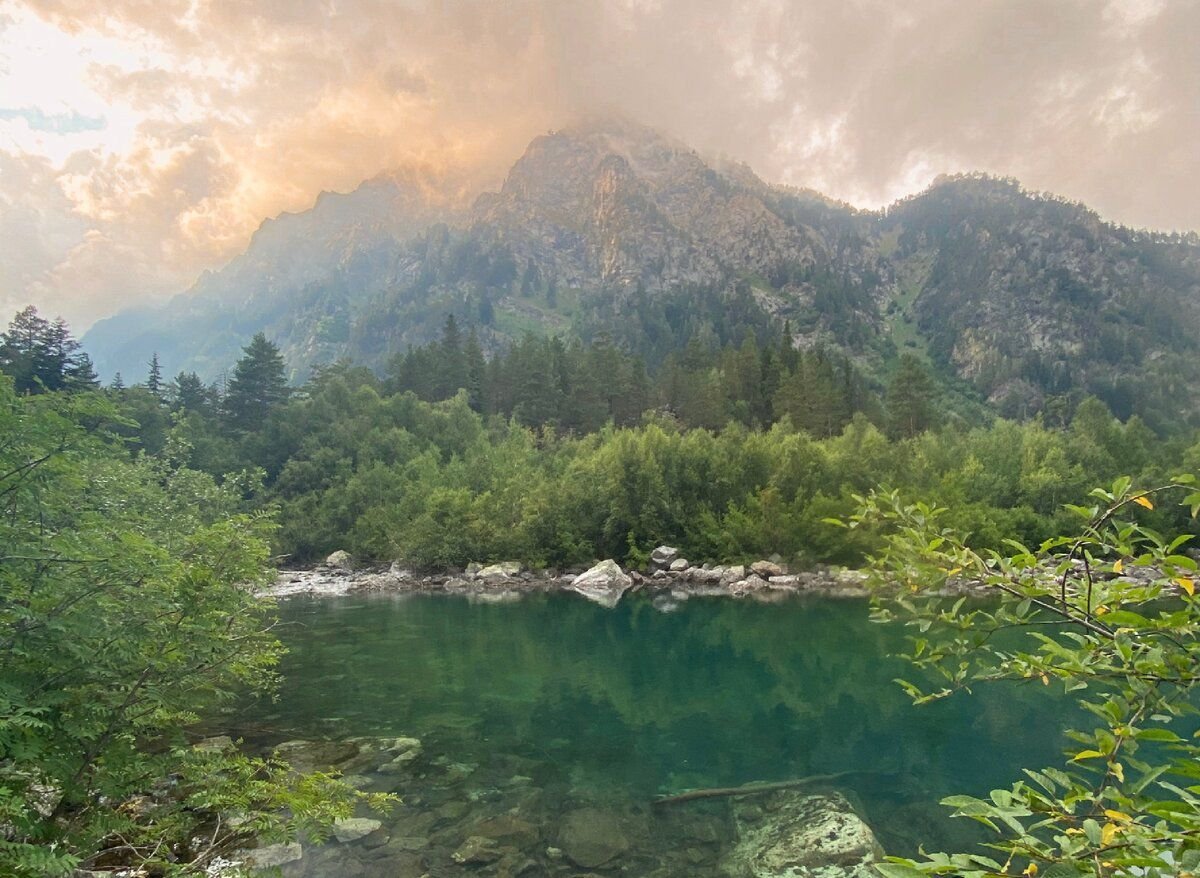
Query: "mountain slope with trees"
82 119 1200 430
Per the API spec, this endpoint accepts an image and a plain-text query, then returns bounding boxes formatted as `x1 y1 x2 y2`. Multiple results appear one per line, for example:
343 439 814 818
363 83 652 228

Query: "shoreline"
260 556 973 603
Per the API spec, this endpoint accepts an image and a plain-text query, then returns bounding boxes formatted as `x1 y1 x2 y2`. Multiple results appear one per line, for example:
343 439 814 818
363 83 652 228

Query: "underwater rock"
240 841 303 869
273 739 360 773
375 736 423 773
724 790 883 878
569 560 632 609
452 835 504 864
332 817 383 843
471 813 540 849
558 808 630 868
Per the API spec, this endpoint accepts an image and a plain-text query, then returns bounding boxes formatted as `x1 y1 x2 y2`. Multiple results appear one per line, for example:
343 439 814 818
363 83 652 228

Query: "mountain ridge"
82 119 1200 429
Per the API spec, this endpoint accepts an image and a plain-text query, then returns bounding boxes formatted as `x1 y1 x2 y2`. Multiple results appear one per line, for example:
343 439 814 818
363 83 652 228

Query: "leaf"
1179 578 1195 596
875 864 929 878
1112 762 1124 783
1071 749 1105 761
1101 822 1117 845
1104 809 1132 822
1113 559 1124 574
1133 495 1154 510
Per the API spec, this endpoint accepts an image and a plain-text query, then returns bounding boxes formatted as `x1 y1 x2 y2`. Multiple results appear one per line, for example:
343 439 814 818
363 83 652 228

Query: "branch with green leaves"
836 476 1200 878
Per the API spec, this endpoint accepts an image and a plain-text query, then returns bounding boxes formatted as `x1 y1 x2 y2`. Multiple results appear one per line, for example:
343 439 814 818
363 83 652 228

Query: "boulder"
325 550 353 570
650 546 680 567
375 736 423 773
241 841 304 869
332 817 383 843
570 560 633 609
729 574 769 597
723 790 883 878
558 808 630 868
478 561 523 580
750 560 785 578
670 558 690 572
273 739 361 773
452 836 503 865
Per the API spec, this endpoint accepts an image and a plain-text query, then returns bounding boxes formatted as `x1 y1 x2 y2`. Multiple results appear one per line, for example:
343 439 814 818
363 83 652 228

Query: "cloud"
1 0 1197 330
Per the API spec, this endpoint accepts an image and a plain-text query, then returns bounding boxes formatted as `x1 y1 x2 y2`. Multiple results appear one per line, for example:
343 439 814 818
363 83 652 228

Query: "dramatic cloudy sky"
2 0 1197 329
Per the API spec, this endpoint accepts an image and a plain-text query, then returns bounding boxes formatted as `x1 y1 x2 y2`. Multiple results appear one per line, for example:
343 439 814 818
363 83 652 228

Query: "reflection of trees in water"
262 593 1071 840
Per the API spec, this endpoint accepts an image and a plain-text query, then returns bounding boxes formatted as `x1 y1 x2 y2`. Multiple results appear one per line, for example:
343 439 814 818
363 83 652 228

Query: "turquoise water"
239 592 1075 875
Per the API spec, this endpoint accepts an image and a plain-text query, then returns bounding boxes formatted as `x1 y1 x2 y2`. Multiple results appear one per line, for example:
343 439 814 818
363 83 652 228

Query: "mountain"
83 119 1200 429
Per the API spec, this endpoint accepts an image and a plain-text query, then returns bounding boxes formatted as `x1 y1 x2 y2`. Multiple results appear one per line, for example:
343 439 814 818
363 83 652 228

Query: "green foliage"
842 478 1200 877
223 332 289 432
0 306 98 395
0 377 383 875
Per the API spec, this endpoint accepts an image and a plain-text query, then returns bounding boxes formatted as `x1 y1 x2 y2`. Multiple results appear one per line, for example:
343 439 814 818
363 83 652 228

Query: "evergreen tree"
171 371 209 413
110 372 125 391
0 307 97 394
886 353 937 438
145 352 163 399
223 333 289 431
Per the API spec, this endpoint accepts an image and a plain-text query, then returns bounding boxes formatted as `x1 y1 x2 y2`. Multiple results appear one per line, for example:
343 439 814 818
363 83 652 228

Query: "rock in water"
332 817 382 843
570 560 632 608
558 808 630 868
324 549 352 570
650 545 680 567
723 791 883 878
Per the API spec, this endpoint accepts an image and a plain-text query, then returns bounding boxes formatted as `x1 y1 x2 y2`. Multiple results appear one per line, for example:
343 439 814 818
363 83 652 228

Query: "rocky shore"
263 546 882 604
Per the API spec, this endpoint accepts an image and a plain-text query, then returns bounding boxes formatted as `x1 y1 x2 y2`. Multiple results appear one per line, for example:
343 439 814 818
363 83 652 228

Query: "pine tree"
223 333 289 431
172 371 208 413
145 352 163 400
886 353 937 439
0 307 97 394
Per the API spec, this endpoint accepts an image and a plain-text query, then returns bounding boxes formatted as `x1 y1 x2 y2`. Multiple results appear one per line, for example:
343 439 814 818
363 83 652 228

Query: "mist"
2 0 1198 329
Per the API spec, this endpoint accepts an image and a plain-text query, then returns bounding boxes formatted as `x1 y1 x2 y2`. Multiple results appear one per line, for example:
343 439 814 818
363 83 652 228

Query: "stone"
478 561 523 580
273 739 360 773
332 817 383 843
569 560 633 609
723 791 883 878
192 735 234 753
729 574 769 597
472 813 540 848
669 558 690 571
650 545 680 567
241 842 304 869
558 808 630 868
375 736 423 772
750 560 785 578
452 835 503 865
325 549 353 569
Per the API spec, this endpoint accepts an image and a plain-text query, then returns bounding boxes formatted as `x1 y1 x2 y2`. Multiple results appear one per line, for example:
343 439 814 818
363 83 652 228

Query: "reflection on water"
235 592 1074 875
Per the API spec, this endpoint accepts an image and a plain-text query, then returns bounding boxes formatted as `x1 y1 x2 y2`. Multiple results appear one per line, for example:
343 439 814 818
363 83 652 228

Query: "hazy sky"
2 0 1197 330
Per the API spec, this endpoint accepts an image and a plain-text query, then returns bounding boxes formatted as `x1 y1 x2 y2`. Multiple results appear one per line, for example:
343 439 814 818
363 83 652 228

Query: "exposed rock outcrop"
570 560 633 608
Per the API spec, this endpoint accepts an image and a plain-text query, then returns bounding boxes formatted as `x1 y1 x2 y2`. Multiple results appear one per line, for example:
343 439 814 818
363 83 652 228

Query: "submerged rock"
569 560 633 609
241 841 304 869
332 817 383 843
558 808 630 868
453 835 504 864
724 790 883 878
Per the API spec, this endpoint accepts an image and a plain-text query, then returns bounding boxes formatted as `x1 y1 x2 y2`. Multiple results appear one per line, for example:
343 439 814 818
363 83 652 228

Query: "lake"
234 591 1073 876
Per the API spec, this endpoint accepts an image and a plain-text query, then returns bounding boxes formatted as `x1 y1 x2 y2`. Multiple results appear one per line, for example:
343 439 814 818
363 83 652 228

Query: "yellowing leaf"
1071 749 1105 761
1178 577 1195 596
1023 864 1038 877
1133 495 1154 510
1095 605 1109 616
947 567 962 576
1111 762 1125 782
1101 822 1117 846
1104 809 1132 823
1040 673 1049 685
1113 559 1124 574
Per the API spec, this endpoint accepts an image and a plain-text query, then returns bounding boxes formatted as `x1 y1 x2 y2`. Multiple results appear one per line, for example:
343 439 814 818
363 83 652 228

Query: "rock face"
724 791 883 878
558 808 630 868
570 560 633 608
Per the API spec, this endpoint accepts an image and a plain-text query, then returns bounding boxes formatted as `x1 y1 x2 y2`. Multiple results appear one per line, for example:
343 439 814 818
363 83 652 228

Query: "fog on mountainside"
80 120 1200 431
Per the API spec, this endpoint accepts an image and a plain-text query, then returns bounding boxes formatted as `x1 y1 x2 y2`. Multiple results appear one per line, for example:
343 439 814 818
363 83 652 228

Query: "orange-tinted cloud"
2 0 1197 329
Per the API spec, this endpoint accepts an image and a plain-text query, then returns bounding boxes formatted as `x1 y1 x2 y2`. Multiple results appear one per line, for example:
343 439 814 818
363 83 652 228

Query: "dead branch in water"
651 770 862 808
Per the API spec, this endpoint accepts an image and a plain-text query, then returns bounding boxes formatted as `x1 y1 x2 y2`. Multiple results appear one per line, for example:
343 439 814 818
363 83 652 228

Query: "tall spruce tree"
0 307 97 394
223 333 289 431
145 352 163 400
886 353 937 438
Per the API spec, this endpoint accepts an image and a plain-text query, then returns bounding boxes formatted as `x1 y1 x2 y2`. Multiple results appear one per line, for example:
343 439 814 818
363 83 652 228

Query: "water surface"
239 592 1074 875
